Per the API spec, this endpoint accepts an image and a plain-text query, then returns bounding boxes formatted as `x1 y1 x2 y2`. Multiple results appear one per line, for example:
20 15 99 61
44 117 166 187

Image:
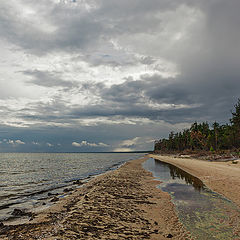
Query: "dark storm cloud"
0 0 189 55
16 69 238 126
0 1 104 55
100 75 191 105
23 70 77 88
172 1 240 122
1 0 240 152
71 69 238 124
17 76 202 124
101 0 240 124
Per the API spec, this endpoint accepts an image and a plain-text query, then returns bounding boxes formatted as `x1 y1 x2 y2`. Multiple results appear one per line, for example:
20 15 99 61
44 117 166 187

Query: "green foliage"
154 98 240 152
230 99 240 147
210 146 214 152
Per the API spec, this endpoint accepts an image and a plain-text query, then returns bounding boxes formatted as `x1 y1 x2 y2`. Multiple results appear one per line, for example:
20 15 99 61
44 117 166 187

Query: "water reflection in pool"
143 158 240 240
168 162 204 191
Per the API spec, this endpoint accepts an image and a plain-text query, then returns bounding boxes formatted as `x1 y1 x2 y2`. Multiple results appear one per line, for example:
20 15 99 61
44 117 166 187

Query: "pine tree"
154 98 240 152
230 98 240 147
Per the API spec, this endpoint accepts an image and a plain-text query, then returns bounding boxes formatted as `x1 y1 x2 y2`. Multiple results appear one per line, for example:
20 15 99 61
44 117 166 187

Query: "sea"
0 152 145 223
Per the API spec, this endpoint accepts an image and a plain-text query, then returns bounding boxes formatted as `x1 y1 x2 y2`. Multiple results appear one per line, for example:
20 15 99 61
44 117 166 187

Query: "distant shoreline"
0 151 152 154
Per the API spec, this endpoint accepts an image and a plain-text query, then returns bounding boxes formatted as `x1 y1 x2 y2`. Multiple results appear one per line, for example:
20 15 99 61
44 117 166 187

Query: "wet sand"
150 154 240 208
0 156 192 240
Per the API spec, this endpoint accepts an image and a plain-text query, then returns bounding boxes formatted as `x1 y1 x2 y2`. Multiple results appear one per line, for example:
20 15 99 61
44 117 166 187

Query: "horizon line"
0 151 152 154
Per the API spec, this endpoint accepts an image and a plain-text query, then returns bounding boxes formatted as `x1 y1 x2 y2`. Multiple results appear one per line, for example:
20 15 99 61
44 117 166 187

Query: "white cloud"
72 141 81 147
72 140 109 147
98 142 109 147
116 136 155 151
7 140 15 145
119 137 140 147
113 148 134 152
7 139 25 146
46 142 53 147
15 140 25 145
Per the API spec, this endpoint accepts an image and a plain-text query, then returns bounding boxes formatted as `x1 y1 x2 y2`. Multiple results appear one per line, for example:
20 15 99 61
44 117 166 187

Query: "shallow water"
143 158 240 240
0 152 144 222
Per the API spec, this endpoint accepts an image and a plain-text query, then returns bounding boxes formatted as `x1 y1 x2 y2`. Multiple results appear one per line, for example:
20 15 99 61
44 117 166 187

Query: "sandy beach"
0 156 191 240
1 154 240 239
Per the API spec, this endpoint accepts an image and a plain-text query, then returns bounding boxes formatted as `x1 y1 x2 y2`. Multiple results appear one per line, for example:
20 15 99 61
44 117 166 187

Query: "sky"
0 0 239 152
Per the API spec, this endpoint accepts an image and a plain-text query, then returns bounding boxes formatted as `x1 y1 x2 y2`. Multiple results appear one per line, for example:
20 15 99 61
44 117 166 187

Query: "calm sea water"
143 158 240 240
0 152 145 222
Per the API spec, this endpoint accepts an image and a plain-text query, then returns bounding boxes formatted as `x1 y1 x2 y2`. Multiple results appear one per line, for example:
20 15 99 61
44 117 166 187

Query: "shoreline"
0 156 132 226
2 154 240 239
0 155 192 240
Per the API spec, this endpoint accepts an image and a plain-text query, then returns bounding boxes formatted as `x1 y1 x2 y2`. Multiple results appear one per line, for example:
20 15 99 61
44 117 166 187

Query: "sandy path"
150 154 240 207
0 156 192 240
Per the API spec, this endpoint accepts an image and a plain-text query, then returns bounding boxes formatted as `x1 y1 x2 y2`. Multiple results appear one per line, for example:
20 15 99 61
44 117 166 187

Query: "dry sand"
0 156 192 240
150 154 240 208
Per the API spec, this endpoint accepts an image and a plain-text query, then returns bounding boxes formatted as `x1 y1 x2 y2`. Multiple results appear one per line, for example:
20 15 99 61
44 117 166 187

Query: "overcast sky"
0 0 239 152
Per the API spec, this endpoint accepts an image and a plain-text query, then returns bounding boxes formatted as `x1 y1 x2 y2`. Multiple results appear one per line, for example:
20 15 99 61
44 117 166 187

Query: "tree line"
154 99 240 152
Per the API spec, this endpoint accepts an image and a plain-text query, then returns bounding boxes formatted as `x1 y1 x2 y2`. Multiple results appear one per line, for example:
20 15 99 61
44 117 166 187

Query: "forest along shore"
0 156 192 240
150 154 240 208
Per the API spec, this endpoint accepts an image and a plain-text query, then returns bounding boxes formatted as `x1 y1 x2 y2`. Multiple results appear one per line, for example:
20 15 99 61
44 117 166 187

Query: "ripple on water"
0 152 145 222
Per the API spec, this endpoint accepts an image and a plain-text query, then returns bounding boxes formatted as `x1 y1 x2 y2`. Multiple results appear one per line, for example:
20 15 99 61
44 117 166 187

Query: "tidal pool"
143 158 240 240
